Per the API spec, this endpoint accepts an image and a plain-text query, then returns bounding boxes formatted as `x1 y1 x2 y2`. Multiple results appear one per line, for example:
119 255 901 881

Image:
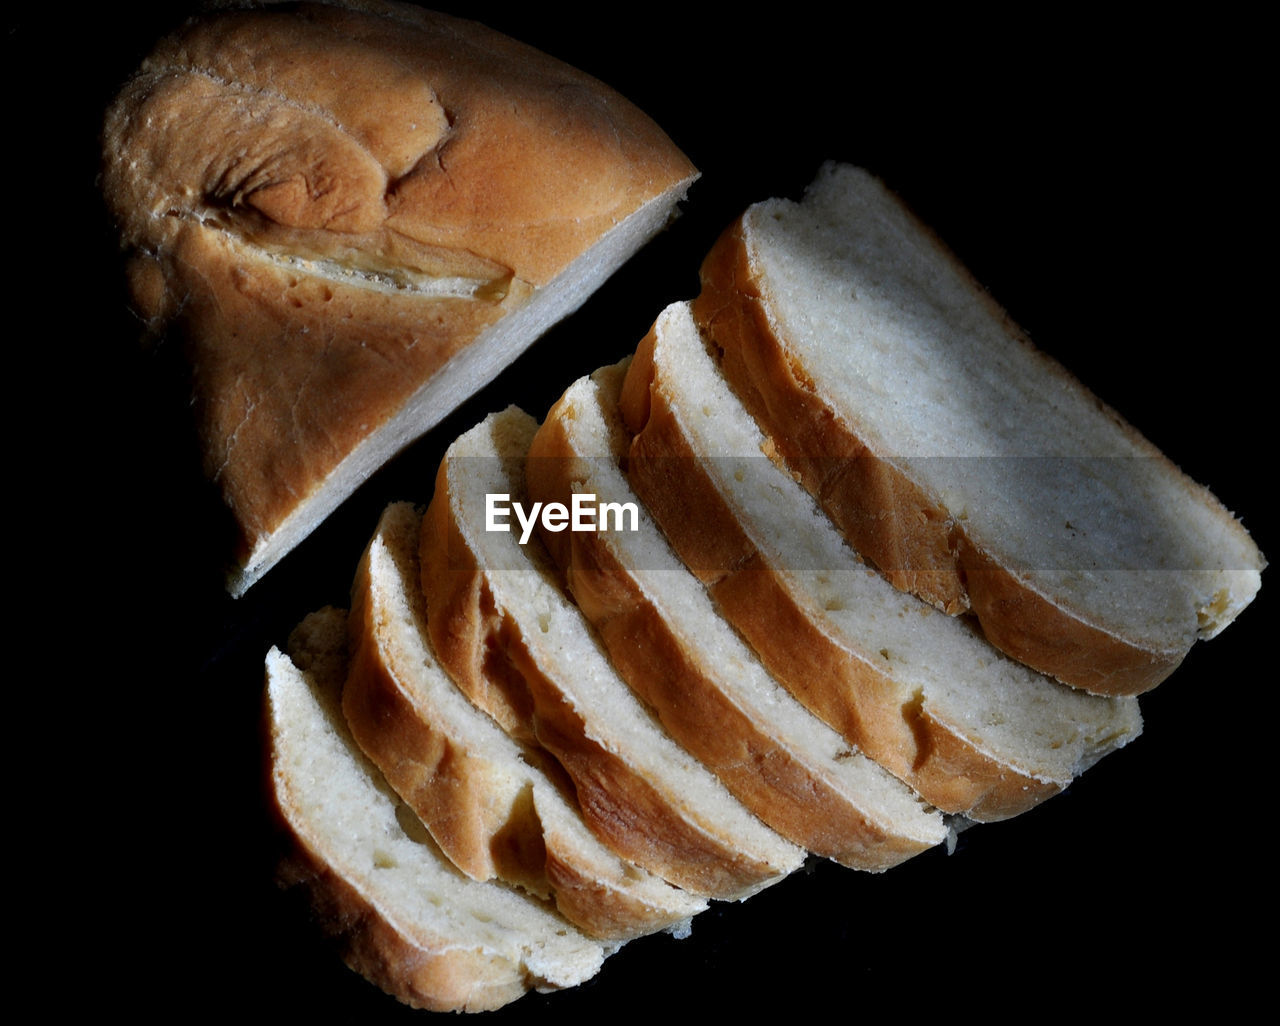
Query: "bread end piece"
103 1 698 596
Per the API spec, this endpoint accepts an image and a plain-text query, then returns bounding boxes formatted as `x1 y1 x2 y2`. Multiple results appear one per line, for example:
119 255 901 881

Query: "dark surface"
35 2 1270 1016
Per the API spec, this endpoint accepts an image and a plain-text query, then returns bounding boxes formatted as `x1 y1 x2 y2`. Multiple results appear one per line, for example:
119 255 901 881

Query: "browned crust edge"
344 508 550 894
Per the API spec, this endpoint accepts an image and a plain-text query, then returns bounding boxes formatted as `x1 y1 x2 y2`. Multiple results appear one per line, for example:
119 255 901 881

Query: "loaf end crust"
103 1 697 594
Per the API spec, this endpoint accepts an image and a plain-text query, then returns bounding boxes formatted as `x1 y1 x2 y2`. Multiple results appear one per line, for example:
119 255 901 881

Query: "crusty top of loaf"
101 0 696 589
103 0 695 293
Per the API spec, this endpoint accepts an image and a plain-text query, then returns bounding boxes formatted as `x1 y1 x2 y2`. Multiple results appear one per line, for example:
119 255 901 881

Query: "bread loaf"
620 301 1143 819
692 163 1263 695
86 7 1266 1011
102 0 697 595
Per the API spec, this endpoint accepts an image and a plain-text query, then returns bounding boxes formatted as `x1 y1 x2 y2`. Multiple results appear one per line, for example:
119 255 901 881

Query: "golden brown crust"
344 517 550 895
103 1 696 590
692 221 1183 696
710 565 1061 818
954 537 1180 694
618 334 757 582
420 452 793 899
105 1 696 289
619 325 1061 817
420 465 539 742
528 373 942 870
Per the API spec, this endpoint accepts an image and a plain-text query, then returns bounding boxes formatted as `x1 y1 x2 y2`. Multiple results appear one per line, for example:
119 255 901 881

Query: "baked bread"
344 500 706 939
527 363 949 869
692 162 1262 695
620 301 1143 819
102 0 697 595
265 607 608 1012
420 408 805 899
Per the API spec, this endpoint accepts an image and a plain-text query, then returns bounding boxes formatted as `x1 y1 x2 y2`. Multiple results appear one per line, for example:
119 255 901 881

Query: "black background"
29 1 1272 1017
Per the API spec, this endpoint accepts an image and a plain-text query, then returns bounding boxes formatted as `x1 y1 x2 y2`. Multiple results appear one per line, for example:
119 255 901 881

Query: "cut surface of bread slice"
527 364 948 869
103 0 698 595
265 607 608 1013
692 162 1263 695
620 301 1143 819
421 409 804 899
345 501 706 939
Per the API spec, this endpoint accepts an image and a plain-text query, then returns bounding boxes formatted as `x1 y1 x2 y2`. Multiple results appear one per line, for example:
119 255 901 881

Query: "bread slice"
265 607 608 1012
692 163 1263 695
420 409 804 899
620 301 1143 819
345 501 707 939
527 363 948 869
102 0 697 595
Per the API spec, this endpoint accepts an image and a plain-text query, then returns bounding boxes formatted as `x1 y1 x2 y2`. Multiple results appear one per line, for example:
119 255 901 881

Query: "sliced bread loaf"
527 363 949 869
420 408 804 899
266 607 607 1012
344 501 706 939
692 162 1263 695
620 301 1143 819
